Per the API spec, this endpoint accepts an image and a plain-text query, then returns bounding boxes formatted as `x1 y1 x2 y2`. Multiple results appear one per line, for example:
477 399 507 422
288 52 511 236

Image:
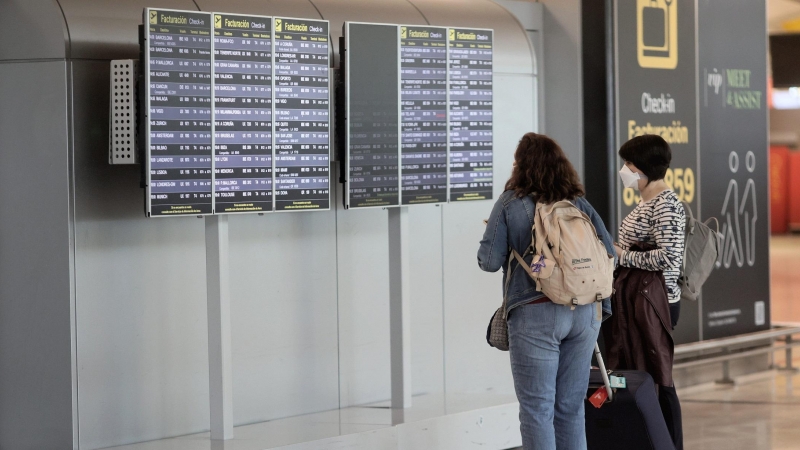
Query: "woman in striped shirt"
612 134 685 450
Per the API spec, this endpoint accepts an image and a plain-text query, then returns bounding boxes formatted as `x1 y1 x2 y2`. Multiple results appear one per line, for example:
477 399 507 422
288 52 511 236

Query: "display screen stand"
388 207 412 410
205 215 234 439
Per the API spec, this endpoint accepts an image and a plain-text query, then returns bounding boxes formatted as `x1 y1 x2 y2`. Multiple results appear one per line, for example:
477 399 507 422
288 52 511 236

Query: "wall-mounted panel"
145 8 214 216
400 26 449 205
345 23 401 209
273 17 331 211
344 22 494 207
214 13 274 213
448 28 493 202
143 9 332 216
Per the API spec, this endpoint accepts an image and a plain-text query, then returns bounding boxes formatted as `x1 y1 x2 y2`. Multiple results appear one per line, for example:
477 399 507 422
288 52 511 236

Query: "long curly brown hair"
504 132 585 203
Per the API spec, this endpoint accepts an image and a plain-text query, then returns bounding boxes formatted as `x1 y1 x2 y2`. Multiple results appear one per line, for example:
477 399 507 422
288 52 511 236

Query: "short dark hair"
505 132 585 203
618 135 672 182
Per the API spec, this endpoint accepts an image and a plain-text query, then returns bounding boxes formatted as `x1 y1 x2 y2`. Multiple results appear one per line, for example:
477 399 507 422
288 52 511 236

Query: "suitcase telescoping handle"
594 343 614 402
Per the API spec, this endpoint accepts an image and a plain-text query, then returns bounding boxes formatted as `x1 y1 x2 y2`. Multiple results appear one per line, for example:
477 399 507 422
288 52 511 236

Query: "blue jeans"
508 301 600 450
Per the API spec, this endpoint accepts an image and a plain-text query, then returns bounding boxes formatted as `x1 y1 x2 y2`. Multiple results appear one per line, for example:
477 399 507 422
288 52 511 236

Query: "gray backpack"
679 202 721 301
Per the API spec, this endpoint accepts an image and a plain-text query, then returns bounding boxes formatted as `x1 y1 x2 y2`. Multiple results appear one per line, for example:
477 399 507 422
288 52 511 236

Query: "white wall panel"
336 208 392 407
408 205 445 396
442 74 535 395
228 212 340 425
0 61 75 450
71 61 212 450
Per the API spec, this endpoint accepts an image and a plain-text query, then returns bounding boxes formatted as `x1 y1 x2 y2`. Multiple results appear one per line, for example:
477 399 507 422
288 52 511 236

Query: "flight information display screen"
346 23 400 208
213 13 273 213
146 8 214 216
273 18 331 211
142 9 331 217
343 22 493 209
400 26 448 205
448 28 493 202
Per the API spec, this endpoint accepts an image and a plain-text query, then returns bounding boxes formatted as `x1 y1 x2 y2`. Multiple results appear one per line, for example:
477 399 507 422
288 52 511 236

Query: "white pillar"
206 215 233 440
388 207 412 409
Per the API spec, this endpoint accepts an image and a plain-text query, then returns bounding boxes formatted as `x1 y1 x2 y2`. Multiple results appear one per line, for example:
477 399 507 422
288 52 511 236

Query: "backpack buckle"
596 293 603 302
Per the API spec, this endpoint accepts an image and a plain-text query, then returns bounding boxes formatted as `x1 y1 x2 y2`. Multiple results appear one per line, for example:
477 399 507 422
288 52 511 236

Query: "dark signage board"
145 8 214 216
400 26 449 205
698 0 769 339
343 23 494 209
213 13 273 214
345 23 400 208
614 0 699 343
448 28 494 202
143 9 331 216
345 23 401 209
274 18 331 211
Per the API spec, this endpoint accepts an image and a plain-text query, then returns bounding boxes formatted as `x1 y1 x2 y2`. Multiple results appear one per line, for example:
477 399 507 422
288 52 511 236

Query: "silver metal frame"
345 21 351 209
109 59 138 165
272 16 277 213
397 25 403 206
210 16 217 214
145 7 152 215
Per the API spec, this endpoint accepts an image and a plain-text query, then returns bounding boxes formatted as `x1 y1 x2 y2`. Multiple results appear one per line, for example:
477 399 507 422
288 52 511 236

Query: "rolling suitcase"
585 344 675 450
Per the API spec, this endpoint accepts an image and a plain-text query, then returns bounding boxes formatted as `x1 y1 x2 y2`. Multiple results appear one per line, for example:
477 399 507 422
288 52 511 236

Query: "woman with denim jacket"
478 133 615 450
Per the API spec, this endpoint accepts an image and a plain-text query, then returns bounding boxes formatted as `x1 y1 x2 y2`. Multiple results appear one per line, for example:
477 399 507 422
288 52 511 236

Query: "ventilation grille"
109 60 138 164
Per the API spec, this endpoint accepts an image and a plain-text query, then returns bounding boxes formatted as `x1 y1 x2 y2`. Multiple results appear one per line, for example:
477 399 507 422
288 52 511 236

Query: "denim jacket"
477 190 615 320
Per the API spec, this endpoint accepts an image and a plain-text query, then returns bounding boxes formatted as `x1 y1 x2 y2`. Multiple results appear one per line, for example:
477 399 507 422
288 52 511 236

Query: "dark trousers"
658 385 683 450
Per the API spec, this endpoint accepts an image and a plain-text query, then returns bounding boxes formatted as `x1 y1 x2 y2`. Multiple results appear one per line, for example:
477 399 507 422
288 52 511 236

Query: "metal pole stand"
779 334 800 373
388 207 412 412
715 348 735 385
206 215 234 440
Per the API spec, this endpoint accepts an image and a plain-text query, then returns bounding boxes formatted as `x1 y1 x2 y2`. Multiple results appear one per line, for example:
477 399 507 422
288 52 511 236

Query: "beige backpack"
513 201 614 308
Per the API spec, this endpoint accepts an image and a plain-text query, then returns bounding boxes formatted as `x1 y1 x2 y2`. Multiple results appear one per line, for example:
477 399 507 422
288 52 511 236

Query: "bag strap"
704 217 720 234
682 201 695 234
512 249 534 278
680 202 693 278
501 251 515 312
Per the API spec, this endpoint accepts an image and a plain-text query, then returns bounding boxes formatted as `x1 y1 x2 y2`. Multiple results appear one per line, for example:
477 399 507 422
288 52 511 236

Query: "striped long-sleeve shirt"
618 190 686 303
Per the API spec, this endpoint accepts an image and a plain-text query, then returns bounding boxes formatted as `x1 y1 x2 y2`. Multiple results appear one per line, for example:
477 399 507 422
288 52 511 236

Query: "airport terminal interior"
2 0 800 449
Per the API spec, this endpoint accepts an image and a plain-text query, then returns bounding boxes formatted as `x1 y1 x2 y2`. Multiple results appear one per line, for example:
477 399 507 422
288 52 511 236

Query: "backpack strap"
682 201 695 234
704 217 720 235
512 248 548 292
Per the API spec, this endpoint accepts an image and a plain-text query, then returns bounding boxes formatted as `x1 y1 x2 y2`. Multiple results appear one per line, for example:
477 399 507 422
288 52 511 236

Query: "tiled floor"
678 235 800 450
681 372 800 450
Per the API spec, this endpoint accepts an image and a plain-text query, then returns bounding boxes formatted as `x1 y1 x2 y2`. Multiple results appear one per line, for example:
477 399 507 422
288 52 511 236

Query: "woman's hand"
613 243 624 260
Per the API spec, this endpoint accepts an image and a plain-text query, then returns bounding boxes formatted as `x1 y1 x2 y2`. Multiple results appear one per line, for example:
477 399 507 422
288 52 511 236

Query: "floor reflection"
681 372 800 450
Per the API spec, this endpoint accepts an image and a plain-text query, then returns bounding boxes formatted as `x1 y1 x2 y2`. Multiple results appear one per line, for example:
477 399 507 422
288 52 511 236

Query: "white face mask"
619 165 646 190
